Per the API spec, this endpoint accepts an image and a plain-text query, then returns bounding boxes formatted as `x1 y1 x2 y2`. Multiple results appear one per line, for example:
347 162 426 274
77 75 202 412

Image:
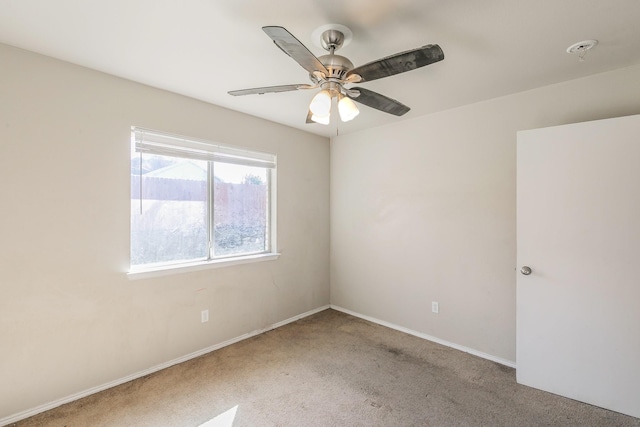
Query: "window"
130 127 277 273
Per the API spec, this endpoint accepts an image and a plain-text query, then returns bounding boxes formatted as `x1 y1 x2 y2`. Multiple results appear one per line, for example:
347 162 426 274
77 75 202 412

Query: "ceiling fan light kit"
308 86 360 124
229 24 445 125
338 94 359 122
309 89 332 117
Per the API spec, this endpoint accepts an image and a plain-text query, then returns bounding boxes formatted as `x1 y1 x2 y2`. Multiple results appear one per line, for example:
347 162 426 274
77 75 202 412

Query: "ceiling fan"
228 25 444 125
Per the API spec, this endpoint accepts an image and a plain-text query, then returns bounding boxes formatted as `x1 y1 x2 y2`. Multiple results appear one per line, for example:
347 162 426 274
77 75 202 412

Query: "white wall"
0 43 329 419
330 64 640 362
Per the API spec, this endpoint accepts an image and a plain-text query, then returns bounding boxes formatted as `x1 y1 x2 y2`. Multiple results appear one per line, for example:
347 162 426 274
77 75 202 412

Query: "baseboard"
0 305 331 427
330 305 516 368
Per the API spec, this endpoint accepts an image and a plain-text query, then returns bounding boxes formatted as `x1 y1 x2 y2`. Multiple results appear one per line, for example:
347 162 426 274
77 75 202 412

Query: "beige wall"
3 37 640 420
0 43 329 419
330 64 640 362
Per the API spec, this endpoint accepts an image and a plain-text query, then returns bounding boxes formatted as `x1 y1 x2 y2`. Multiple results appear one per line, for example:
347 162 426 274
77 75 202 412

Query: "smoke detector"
566 40 598 61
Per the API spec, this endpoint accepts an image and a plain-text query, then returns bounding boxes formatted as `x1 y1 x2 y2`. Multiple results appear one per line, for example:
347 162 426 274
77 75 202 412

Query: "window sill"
127 253 280 280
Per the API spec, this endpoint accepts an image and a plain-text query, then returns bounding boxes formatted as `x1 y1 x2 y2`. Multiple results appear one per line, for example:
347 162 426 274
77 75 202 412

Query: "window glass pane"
213 162 269 257
131 153 208 266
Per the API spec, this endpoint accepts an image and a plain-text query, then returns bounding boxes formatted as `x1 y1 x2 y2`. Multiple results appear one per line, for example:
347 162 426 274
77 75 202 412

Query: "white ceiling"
1 0 639 137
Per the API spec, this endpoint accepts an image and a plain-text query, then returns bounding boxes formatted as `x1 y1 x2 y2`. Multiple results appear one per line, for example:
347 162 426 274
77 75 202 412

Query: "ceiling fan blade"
347 44 444 83
348 87 410 116
262 26 329 76
228 84 313 96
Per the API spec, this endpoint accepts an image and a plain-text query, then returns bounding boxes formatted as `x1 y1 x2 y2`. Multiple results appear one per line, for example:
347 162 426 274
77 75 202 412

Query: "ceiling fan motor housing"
316 54 354 81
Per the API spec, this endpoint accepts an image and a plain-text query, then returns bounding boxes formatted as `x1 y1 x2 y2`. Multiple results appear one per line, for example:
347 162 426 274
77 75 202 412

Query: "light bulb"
338 95 359 122
309 90 332 117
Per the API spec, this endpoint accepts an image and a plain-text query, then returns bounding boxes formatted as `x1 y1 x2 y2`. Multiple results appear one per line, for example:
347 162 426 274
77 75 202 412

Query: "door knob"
520 266 532 275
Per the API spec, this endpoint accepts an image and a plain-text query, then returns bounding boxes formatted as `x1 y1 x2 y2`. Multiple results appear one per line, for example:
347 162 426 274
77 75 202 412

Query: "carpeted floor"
12 309 640 426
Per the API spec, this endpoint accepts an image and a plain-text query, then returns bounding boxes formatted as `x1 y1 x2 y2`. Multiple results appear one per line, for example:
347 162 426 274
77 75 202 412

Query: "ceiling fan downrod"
314 30 357 89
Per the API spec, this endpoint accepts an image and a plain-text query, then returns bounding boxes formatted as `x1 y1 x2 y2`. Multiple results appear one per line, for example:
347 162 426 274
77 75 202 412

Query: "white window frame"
128 127 278 279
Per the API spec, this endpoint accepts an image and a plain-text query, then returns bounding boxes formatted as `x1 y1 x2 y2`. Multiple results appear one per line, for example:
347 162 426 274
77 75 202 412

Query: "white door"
516 114 640 418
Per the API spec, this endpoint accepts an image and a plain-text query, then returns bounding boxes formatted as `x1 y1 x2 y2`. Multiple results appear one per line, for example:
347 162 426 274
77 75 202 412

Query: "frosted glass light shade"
338 96 359 122
309 90 332 117
311 112 330 125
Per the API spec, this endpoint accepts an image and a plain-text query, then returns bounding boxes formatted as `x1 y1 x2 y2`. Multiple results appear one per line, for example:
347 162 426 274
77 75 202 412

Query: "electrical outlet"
201 309 209 323
431 301 439 314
